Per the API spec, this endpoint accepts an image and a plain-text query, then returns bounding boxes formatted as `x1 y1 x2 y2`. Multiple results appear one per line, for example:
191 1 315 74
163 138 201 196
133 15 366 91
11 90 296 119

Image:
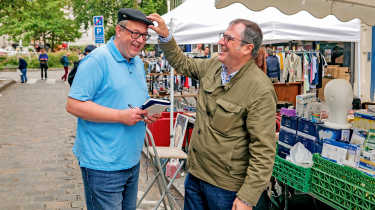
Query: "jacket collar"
222 59 255 90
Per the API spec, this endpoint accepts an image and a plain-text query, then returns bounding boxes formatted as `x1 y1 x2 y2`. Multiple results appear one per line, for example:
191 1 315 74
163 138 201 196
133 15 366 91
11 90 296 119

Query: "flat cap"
118 8 153 26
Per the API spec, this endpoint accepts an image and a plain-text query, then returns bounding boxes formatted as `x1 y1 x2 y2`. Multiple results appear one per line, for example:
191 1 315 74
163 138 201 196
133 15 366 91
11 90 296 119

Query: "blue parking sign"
95 26 104 37
94 26 105 44
93 16 104 26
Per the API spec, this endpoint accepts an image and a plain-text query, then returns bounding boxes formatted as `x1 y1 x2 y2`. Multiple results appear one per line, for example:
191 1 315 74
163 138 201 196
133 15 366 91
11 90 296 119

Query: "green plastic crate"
311 154 375 210
272 155 311 193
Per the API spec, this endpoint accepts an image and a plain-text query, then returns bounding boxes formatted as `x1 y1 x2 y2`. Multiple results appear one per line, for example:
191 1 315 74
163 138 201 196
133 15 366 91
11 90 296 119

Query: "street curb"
0 80 16 92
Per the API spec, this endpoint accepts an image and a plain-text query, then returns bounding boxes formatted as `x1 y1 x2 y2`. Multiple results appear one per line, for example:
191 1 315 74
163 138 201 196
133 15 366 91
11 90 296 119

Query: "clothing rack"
271 50 320 54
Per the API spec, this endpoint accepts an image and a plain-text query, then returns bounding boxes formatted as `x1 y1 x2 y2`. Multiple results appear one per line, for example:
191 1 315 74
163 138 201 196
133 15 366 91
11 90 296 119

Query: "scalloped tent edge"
215 0 375 26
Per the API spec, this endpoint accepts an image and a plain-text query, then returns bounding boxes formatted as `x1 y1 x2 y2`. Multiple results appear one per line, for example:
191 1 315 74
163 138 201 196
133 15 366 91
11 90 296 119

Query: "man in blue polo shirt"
66 8 159 210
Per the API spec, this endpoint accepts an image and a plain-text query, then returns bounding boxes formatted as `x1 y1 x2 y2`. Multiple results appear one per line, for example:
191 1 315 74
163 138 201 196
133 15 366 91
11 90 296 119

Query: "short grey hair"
229 19 263 58
118 20 128 27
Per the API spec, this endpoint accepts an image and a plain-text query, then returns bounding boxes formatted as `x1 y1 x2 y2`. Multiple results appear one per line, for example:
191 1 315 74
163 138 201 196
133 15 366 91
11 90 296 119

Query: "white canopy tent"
148 0 360 44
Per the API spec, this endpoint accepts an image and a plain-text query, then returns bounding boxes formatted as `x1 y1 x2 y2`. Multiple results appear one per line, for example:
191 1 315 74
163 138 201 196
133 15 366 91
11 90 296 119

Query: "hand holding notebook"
140 98 170 116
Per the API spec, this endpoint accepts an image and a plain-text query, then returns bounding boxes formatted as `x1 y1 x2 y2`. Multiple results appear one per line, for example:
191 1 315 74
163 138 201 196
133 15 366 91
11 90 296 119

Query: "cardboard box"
279 126 297 146
325 65 339 77
321 139 361 167
318 77 333 101
317 124 352 143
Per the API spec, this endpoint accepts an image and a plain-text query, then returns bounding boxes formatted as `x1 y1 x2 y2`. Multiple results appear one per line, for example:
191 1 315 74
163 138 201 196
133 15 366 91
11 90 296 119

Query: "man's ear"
242 44 254 56
115 25 122 38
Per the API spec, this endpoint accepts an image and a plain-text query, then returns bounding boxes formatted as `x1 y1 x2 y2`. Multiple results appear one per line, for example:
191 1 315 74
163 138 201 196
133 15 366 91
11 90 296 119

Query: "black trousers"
40 63 48 79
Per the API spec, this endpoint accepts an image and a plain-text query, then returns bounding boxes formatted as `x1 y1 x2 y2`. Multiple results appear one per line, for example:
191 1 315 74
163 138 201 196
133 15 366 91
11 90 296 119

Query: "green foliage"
27 56 40 68
0 0 168 53
69 0 168 42
5 56 18 66
0 0 81 51
70 0 136 30
0 56 7 63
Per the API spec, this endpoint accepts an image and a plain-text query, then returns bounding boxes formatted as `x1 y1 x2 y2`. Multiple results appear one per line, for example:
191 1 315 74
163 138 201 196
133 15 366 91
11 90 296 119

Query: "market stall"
274 79 375 210
144 1 375 209
147 0 360 106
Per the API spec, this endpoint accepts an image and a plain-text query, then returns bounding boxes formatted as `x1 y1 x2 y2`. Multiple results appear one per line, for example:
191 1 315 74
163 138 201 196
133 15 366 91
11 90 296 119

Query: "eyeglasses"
219 32 251 45
119 24 150 41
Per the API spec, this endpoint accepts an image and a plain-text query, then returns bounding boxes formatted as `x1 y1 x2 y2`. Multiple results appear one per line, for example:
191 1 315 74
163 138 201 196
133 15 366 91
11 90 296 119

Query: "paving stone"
71 201 84 208
0 70 184 210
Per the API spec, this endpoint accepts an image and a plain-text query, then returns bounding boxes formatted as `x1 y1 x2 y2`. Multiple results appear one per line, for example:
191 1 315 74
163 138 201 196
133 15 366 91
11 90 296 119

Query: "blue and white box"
297 118 319 137
297 131 318 154
321 139 361 167
281 115 298 130
279 126 297 146
277 141 292 159
317 124 351 143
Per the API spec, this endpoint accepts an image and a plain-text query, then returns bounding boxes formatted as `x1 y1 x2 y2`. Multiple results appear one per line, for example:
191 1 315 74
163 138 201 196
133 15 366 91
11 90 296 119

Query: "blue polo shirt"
69 37 148 171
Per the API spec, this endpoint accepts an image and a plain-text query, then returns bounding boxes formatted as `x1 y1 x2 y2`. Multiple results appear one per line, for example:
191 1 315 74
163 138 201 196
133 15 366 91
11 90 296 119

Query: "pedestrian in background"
192 43 204 56
68 45 96 87
203 46 211 58
66 8 160 210
18 56 28 83
149 14 277 210
60 52 70 81
38 48 48 80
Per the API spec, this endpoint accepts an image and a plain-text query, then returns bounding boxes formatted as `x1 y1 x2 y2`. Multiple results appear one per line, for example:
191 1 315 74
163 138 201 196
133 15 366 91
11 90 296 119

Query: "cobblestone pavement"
0 70 184 210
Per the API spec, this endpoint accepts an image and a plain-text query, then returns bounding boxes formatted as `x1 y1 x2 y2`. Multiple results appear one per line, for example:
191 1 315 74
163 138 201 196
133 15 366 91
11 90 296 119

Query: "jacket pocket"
211 98 242 134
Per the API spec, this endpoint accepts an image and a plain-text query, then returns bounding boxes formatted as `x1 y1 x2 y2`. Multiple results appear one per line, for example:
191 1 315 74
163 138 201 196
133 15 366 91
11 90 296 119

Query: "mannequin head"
324 79 353 128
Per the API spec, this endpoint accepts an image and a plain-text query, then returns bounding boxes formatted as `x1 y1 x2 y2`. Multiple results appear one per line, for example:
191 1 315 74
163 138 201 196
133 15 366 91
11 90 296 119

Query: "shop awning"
148 0 360 44
215 0 375 26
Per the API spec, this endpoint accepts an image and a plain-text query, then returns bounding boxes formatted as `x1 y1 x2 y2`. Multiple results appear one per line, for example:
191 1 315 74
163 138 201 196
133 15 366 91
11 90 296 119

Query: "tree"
69 0 168 41
0 0 81 51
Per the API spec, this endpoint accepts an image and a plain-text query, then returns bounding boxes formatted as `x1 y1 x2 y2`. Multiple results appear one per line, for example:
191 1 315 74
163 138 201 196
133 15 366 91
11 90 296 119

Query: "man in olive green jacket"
148 14 277 210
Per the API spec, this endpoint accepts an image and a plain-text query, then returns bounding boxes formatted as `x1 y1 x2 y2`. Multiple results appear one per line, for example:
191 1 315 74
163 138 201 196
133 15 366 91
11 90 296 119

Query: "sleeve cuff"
237 197 253 207
158 33 172 43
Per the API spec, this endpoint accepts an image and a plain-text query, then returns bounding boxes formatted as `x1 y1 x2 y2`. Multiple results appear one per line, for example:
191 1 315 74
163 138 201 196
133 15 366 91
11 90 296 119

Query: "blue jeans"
184 173 268 210
20 68 27 83
184 173 237 210
80 163 140 210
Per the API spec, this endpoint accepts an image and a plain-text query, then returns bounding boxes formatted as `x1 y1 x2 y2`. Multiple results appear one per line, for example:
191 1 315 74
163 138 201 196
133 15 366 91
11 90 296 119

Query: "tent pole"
371 26 375 101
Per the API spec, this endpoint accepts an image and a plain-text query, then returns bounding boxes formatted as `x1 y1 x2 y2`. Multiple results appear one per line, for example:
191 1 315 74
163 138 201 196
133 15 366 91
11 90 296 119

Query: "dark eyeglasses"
119 24 150 41
219 32 251 44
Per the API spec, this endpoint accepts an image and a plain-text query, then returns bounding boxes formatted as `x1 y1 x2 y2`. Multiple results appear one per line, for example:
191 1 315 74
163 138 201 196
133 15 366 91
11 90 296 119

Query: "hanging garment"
284 53 302 82
303 53 310 94
310 55 318 85
277 52 284 70
184 76 190 88
316 53 326 88
266 55 280 80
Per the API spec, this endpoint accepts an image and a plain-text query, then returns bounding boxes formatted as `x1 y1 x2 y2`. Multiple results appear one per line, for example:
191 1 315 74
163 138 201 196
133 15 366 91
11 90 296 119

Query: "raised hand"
147 13 169 38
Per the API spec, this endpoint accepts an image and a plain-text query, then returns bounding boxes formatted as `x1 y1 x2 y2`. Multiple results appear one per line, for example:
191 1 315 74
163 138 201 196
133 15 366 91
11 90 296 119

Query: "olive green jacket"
160 38 277 206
